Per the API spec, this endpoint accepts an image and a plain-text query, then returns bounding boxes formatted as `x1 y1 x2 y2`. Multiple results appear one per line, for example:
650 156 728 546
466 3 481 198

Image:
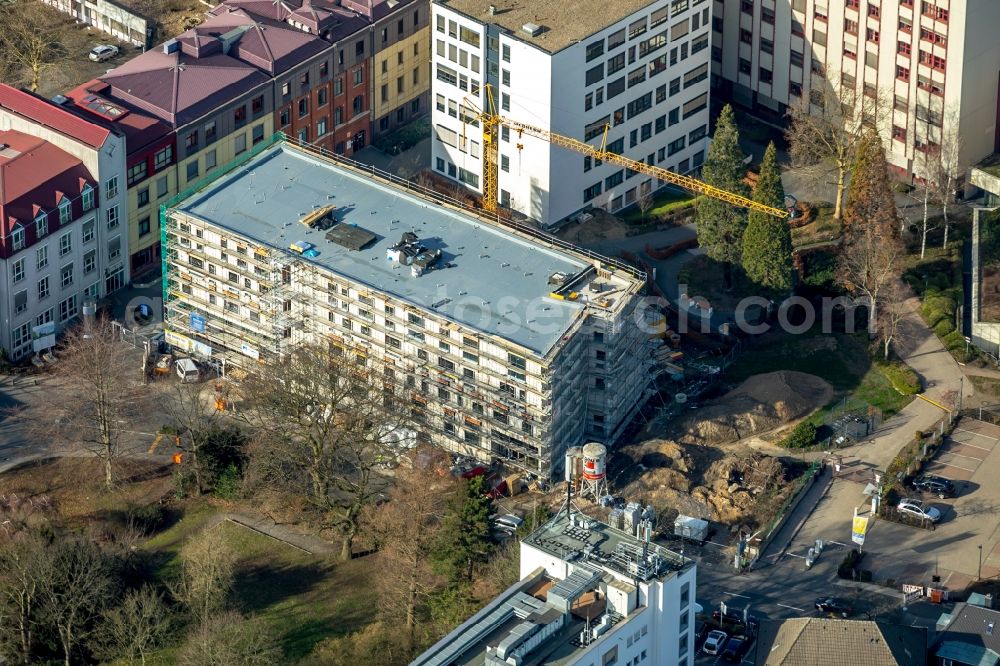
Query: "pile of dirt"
556 209 629 244
678 371 832 444
610 439 790 528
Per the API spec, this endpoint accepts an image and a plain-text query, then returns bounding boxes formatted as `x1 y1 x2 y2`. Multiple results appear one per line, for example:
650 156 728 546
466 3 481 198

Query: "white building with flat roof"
412 508 698 666
430 0 713 228
162 139 655 478
712 0 1000 179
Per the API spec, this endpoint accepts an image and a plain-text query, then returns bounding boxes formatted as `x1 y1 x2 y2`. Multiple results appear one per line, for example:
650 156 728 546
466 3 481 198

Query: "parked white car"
702 630 728 656
89 45 119 62
897 498 942 523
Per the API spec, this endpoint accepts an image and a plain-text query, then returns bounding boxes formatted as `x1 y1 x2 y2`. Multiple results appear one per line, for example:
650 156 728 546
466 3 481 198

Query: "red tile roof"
197 9 331 75
99 48 269 126
0 84 111 149
62 80 172 156
0 129 94 236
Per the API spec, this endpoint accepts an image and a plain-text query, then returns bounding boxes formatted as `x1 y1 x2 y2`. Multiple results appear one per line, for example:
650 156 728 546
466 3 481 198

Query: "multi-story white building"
430 0 713 228
413 507 698 666
161 139 653 478
712 0 1000 178
0 85 128 360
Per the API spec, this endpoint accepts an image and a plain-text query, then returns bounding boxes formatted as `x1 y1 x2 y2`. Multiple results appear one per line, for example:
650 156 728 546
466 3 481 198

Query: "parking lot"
860 418 1000 588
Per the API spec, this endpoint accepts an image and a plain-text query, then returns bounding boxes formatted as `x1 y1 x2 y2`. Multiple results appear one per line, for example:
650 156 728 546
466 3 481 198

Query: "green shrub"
878 363 920 395
933 319 956 338
780 421 818 449
214 464 243 500
838 548 865 579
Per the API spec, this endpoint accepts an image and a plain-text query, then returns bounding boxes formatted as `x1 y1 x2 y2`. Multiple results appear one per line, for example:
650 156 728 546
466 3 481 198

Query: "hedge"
780 421 818 449
878 362 920 395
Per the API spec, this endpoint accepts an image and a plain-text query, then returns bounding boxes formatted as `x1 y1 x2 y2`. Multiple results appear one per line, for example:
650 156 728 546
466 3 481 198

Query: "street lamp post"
978 544 983 581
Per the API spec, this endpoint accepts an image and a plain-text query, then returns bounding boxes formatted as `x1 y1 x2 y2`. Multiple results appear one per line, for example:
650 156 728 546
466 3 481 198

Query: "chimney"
489 4 496 14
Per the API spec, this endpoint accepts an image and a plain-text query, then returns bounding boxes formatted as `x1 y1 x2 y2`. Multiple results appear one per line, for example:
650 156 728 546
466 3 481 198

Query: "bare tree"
39 317 148 488
925 121 964 249
839 131 904 338
177 611 280 666
169 527 237 624
239 343 410 560
0 533 51 665
877 281 910 361
368 448 454 646
38 537 118 666
168 382 229 496
637 192 654 221
480 539 521 598
0 2 69 93
786 76 889 220
98 586 172 666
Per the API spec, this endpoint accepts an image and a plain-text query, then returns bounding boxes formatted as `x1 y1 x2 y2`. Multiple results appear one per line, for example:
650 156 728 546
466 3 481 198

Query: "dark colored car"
911 475 955 498
721 637 750 662
815 597 853 617
712 608 759 631
694 620 710 648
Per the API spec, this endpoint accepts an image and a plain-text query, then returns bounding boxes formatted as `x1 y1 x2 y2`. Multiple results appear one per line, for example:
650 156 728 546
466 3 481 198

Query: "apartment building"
371 0 431 137
161 139 652 477
413 508 698 666
0 86 128 359
61 38 273 278
430 0 712 228
712 0 1000 177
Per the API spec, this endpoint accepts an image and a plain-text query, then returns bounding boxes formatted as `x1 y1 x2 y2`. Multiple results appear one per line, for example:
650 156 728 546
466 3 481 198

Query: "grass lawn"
219 521 376 660
726 328 915 418
970 375 1000 400
791 203 841 248
619 188 698 224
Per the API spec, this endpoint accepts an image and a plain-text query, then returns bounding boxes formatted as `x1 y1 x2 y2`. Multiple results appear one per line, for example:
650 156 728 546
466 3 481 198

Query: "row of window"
9 294 81 353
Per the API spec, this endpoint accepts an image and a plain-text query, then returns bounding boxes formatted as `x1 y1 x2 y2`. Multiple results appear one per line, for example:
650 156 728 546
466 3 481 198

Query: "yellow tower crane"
466 86 788 219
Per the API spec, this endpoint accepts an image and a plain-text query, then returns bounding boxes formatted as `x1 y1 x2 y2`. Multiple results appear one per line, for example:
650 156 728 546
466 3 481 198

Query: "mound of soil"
678 371 832 444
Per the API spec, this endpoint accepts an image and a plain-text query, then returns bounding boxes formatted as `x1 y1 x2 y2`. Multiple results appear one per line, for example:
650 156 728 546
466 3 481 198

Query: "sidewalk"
756 466 834 566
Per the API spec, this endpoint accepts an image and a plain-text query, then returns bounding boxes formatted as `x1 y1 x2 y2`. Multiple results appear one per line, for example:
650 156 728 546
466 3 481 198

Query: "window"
353 68 363 85
760 37 774 54
682 92 707 119
12 257 25 283
186 161 199 182
154 145 172 170
135 217 150 237
60 263 73 288
740 0 754 13
586 40 604 62
281 81 291 97
892 125 907 142
899 17 912 33
13 291 27 316
866 28 879 43
37 276 49 300
184 131 199 156
105 204 118 229
790 50 804 68
896 65 910 81
127 161 147 186
583 182 602 202
608 28 625 50
844 18 858 34
79 219 94 245
234 105 246 125
867 3 880 18
738 58 752 75
585 64 603 86
628 18 646 39
740 28 753 44
919 50 947 71
59 294 77 322
105 176 118 200
921 1 948 21
607 77 626 99
917 74 943 95
761 6 775 23
35 213 48 238
759 67 773 84
898 40 911 55
59 231 71 256
35 309 52 327
108 235 120 261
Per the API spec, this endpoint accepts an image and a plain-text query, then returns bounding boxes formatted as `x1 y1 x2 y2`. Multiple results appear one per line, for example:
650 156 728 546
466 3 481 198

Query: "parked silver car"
89 45 119 62
897 498 942 523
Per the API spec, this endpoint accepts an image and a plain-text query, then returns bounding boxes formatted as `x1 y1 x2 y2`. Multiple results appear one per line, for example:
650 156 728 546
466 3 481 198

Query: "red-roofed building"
0 85 129 360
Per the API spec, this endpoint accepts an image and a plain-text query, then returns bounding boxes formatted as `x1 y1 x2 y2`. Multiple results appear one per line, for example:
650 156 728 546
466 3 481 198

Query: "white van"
175 358 200 383
492 514 524 534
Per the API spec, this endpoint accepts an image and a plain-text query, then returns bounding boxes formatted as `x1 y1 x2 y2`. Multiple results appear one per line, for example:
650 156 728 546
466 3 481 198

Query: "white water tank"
565 446 584 482
581 443 607 481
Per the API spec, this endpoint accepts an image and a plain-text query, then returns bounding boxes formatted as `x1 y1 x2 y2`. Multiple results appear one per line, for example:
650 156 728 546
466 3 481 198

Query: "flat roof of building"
436 0 658 54
172 143 597 355
412 566 641 666
522 509 690 583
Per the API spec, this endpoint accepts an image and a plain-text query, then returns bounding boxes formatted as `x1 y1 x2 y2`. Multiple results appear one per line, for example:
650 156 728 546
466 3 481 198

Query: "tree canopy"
741 143 793 293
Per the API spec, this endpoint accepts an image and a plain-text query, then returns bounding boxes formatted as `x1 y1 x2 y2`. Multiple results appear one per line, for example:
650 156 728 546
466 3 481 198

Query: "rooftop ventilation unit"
163 39 180 54
386 232 442 277
522 22 542 36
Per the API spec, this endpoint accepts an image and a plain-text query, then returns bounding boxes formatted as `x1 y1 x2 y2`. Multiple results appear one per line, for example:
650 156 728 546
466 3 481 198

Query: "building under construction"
161 137 652 478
